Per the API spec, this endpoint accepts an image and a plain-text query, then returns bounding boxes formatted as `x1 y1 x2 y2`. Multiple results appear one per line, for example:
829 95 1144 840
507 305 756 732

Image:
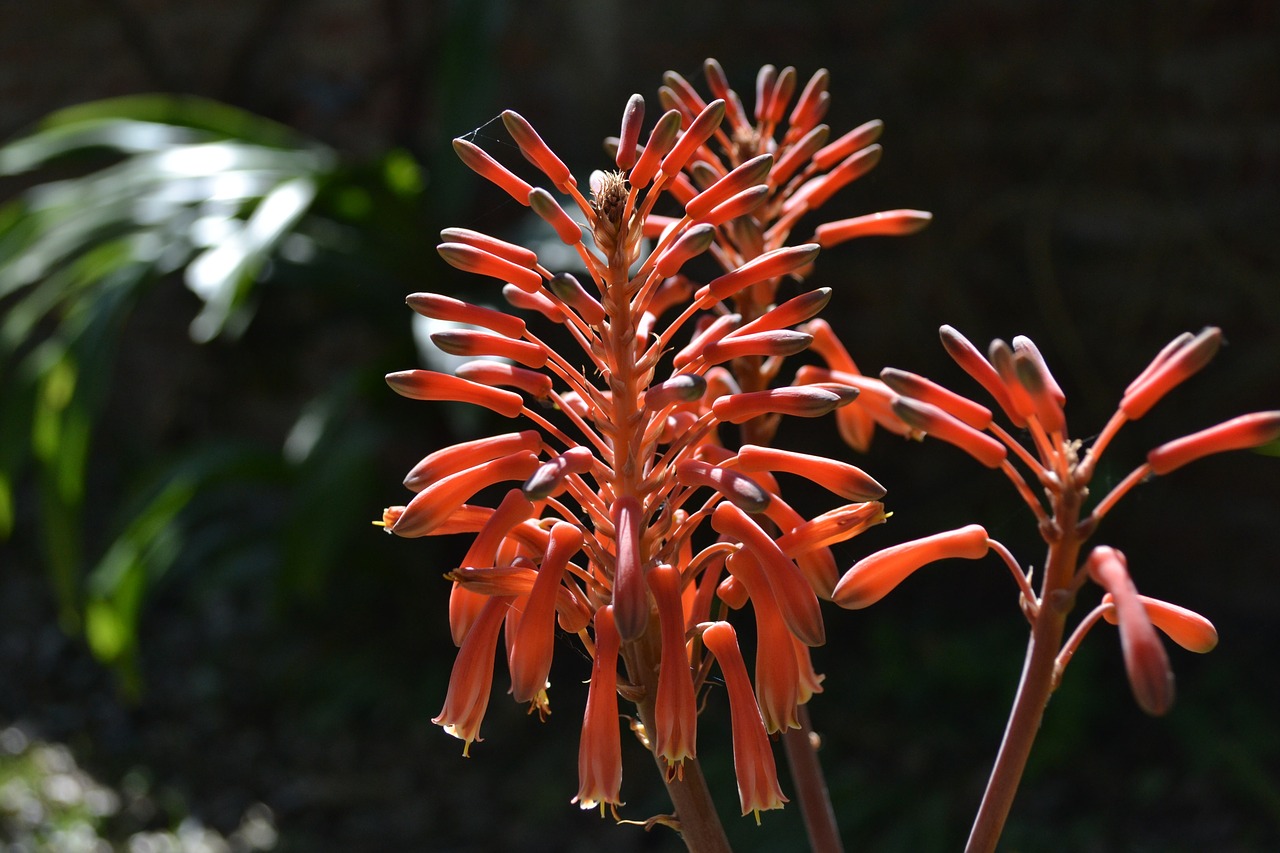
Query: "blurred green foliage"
0 95 426 692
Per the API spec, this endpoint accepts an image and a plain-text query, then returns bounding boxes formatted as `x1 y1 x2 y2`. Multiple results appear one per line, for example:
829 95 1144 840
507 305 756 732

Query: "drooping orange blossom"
379 60 928 848
829 324 1279 853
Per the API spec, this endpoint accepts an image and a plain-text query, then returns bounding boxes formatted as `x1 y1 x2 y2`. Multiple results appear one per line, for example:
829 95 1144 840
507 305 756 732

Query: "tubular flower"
383 79 889 819
625 59 929 450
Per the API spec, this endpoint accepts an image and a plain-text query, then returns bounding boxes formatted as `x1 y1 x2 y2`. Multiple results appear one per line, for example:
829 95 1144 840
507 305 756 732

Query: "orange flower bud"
711 502 825 647
770 125 831 188
700 184 770 227
712 384 856 424
654 223 716 277
1085 546 1174 716
879 367 992 430
1146 411 1280 476
776 503 887 561
700 621 789 818
431 329 549 369
528 187 583 244
787 67 830 132
643 373 707 409
403 430 543 492
701 329 813 364
724 551 801 734
510 522 584 703
455 360 553 399
833 524 990 609
938 325 1027 428
574 606 623 811
696 243 821 304
1101 593 1218 654
433 595 511 755
685 152 773 220
987 339 1038 424
814 209 932 248
452 137 534 205
648 564 698 771
437 242 545 293
391 451 540 538
1012 346 1067 435
660 99 726 178
439 227 540 269
629 109 682 189
763 65 796 126
385 370 525 418
813 118 884 171
616 94 645 171
406 292 526 340
673 312 741 369
612 495 649 642
501 110 574 190
523 446 597 500
1120 327 1222 420
734 288 832 338
734 444 886 501
547 272 605 326
892 397 1008 469
798 144 881 211
675 459 773 514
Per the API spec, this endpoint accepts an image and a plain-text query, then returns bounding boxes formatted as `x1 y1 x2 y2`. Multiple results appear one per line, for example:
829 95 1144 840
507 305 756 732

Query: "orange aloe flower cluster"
380 60 922 828
828 325 1280 852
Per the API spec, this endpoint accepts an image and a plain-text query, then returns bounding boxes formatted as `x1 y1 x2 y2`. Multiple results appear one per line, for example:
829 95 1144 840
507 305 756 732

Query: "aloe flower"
636 59 932 450
832 325 1279 852
381 82 890 845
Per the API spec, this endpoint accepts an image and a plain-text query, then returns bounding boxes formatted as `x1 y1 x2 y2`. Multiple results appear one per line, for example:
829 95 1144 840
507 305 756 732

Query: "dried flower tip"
813 118 885 171
814 209 932 248
675 459 772 514
616 94 645 170
391 450 540 538
735 444 886 501
697 243 821 304
644 373 707 409
406 292 527 340
612 495 649 642
700 621 789 818
386 370 525 418
654 222 717 277
523 445 597 500
702 329 813 365
437 242 545 293
660 99 727 179
439 227 540 269
403 429 543 491
1084 546 1174 716
832 524 990 609
685 152 773 220
1120 327 1222 420
1147 411 1280 475
1101 593 1218 654
938 325 1027 428
711 502 825 646
712 384 855 424
574 606 623 811
528 187 584 244
501 110 574 190
548 272 606 326
630 109 683 189
892 396 1008 468
452 137 534 205
431 328 549 369
879 367 992 430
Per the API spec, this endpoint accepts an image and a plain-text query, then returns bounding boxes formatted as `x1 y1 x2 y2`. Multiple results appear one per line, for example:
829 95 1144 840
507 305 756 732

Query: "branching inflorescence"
830 325 1280 852
379 59 926 847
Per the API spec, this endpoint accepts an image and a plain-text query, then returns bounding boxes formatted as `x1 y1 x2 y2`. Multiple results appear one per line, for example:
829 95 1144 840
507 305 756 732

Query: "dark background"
2 1 1278 850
